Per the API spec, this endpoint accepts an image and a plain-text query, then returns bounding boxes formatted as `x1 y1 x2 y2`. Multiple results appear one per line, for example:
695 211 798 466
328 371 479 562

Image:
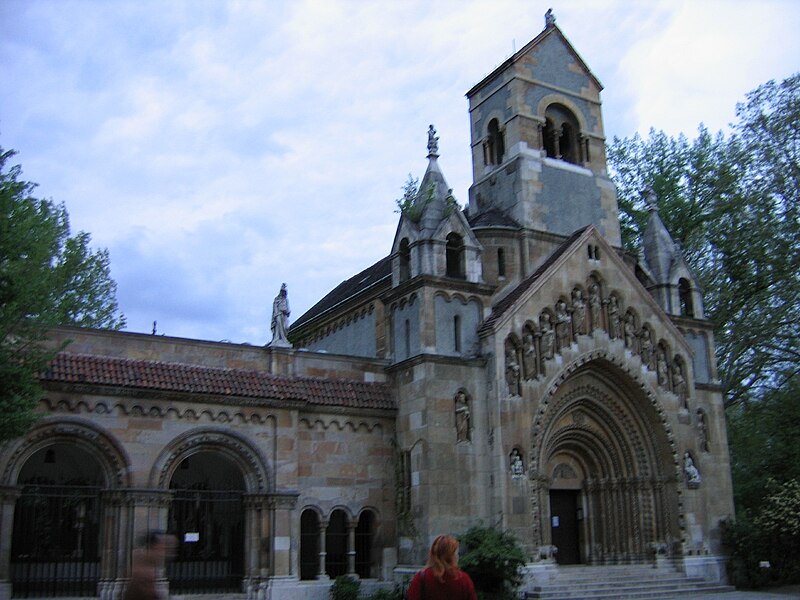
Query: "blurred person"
123 531 176 600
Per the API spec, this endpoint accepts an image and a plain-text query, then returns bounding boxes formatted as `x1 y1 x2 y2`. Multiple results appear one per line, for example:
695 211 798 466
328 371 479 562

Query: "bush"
329 575 360 600
459 526 527 600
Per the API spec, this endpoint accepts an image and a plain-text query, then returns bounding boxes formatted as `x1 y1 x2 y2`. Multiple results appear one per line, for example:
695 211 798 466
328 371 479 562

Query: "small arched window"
300 509 319 580
678 278 694 317
326 510 348 578
497 248 506 278
484 118 505 166
399 238 411 283
454 315 461 353
445 233 465 279
355 511 375 578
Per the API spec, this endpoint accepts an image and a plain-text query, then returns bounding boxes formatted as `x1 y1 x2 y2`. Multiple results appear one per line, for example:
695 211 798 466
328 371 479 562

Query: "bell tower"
466 11 621 254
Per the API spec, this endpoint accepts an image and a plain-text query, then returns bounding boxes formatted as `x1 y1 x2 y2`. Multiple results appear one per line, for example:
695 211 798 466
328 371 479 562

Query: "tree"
458 526 527 600
0 146 125 441
608 73 800 408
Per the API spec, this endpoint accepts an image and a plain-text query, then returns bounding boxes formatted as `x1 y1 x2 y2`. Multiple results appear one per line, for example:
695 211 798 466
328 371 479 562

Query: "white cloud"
2 0 798 343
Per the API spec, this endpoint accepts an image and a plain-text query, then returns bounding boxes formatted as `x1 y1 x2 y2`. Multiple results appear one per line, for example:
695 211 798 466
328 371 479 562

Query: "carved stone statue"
455 391 470 442
505 346 521 396
697 410 709 452
545 8 556 28
510 449 524 478
640 328 653 369
607 294 621 339
623 312 636 350
269 283 292 347
672 361 688 408
656 349 669 388
555 300 571 351
540 313 555 360
684 451 702 487
571 288 586 337
427 124 439 156
522 329 537 380
588 282 602 331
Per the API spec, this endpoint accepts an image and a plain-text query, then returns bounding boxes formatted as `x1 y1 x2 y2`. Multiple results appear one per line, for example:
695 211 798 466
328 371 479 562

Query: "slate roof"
467 208 520 229
290 255 392 332
477 226 588 335
43 352 395 411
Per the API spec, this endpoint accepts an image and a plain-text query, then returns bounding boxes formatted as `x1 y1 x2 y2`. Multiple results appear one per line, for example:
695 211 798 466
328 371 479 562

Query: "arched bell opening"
533 359 680 565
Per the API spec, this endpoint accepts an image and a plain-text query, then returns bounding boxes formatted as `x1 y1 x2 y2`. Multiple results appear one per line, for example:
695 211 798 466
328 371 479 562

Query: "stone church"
0 13 733 600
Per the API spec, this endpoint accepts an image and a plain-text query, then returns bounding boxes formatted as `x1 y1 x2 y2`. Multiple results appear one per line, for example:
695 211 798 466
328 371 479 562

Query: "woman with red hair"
406 534 477 600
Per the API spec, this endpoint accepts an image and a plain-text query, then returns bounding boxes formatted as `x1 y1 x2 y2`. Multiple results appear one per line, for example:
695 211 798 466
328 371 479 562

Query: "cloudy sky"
2 0 798 345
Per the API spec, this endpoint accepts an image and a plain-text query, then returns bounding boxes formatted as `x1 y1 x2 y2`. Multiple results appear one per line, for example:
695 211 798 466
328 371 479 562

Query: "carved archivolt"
150 426 272 493
1 416 131 487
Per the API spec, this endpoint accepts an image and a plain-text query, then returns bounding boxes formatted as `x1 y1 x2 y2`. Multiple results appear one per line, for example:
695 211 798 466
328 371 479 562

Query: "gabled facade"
0 12 733 600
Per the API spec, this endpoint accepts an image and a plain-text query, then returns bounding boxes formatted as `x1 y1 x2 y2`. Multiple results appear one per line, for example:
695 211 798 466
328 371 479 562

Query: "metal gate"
11 484 102 598
167 488 244 593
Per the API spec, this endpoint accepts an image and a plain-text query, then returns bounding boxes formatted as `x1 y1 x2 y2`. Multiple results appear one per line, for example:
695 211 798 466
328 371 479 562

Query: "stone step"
525 566 734 600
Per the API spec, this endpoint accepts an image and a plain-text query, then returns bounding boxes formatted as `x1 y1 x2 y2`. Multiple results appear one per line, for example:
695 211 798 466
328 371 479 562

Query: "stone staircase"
525 564 735 599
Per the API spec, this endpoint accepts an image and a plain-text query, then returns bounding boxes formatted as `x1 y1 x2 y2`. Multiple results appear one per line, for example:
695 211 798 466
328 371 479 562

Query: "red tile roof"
42 353 394 411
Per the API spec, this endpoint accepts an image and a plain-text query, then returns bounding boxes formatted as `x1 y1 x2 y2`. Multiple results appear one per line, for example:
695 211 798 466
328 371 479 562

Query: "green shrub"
459 526 527 600
329 575 360 600
367 585 405 600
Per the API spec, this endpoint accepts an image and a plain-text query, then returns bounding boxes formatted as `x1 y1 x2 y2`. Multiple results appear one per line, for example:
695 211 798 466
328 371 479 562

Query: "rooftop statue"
269 283 292 348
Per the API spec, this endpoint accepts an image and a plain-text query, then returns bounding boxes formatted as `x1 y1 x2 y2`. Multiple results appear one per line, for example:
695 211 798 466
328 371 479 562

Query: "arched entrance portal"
11 443 104 596
167 451 245 593
533 359 680 565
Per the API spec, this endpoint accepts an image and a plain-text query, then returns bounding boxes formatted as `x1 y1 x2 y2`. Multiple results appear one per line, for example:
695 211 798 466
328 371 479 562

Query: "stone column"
346 518 358 576
126 489 173 599
267 492 298 578
318 520 329 580
0 486 21 600
97 489 132 600
244 494 270 588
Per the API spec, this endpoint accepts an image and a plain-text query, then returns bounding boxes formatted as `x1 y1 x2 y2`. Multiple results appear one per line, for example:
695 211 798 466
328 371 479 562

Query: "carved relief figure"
454 391 470 442
522 328 537 380
607 294 621 339
672 360 688 408
571 288 586 337
270 283 292 347
555 300 572 351
588 282 602 331
640 328 653 369
510 449 524 478
540 313 555 360
684 451 702 487
505 345 521 396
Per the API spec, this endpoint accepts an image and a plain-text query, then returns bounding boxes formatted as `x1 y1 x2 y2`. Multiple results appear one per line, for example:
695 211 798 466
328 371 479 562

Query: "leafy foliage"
458 526 527 600
329 575 360 600
726 376 800 516
365 585 405 600
722 480 800 588
0 146 125 441
608 73 800 408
